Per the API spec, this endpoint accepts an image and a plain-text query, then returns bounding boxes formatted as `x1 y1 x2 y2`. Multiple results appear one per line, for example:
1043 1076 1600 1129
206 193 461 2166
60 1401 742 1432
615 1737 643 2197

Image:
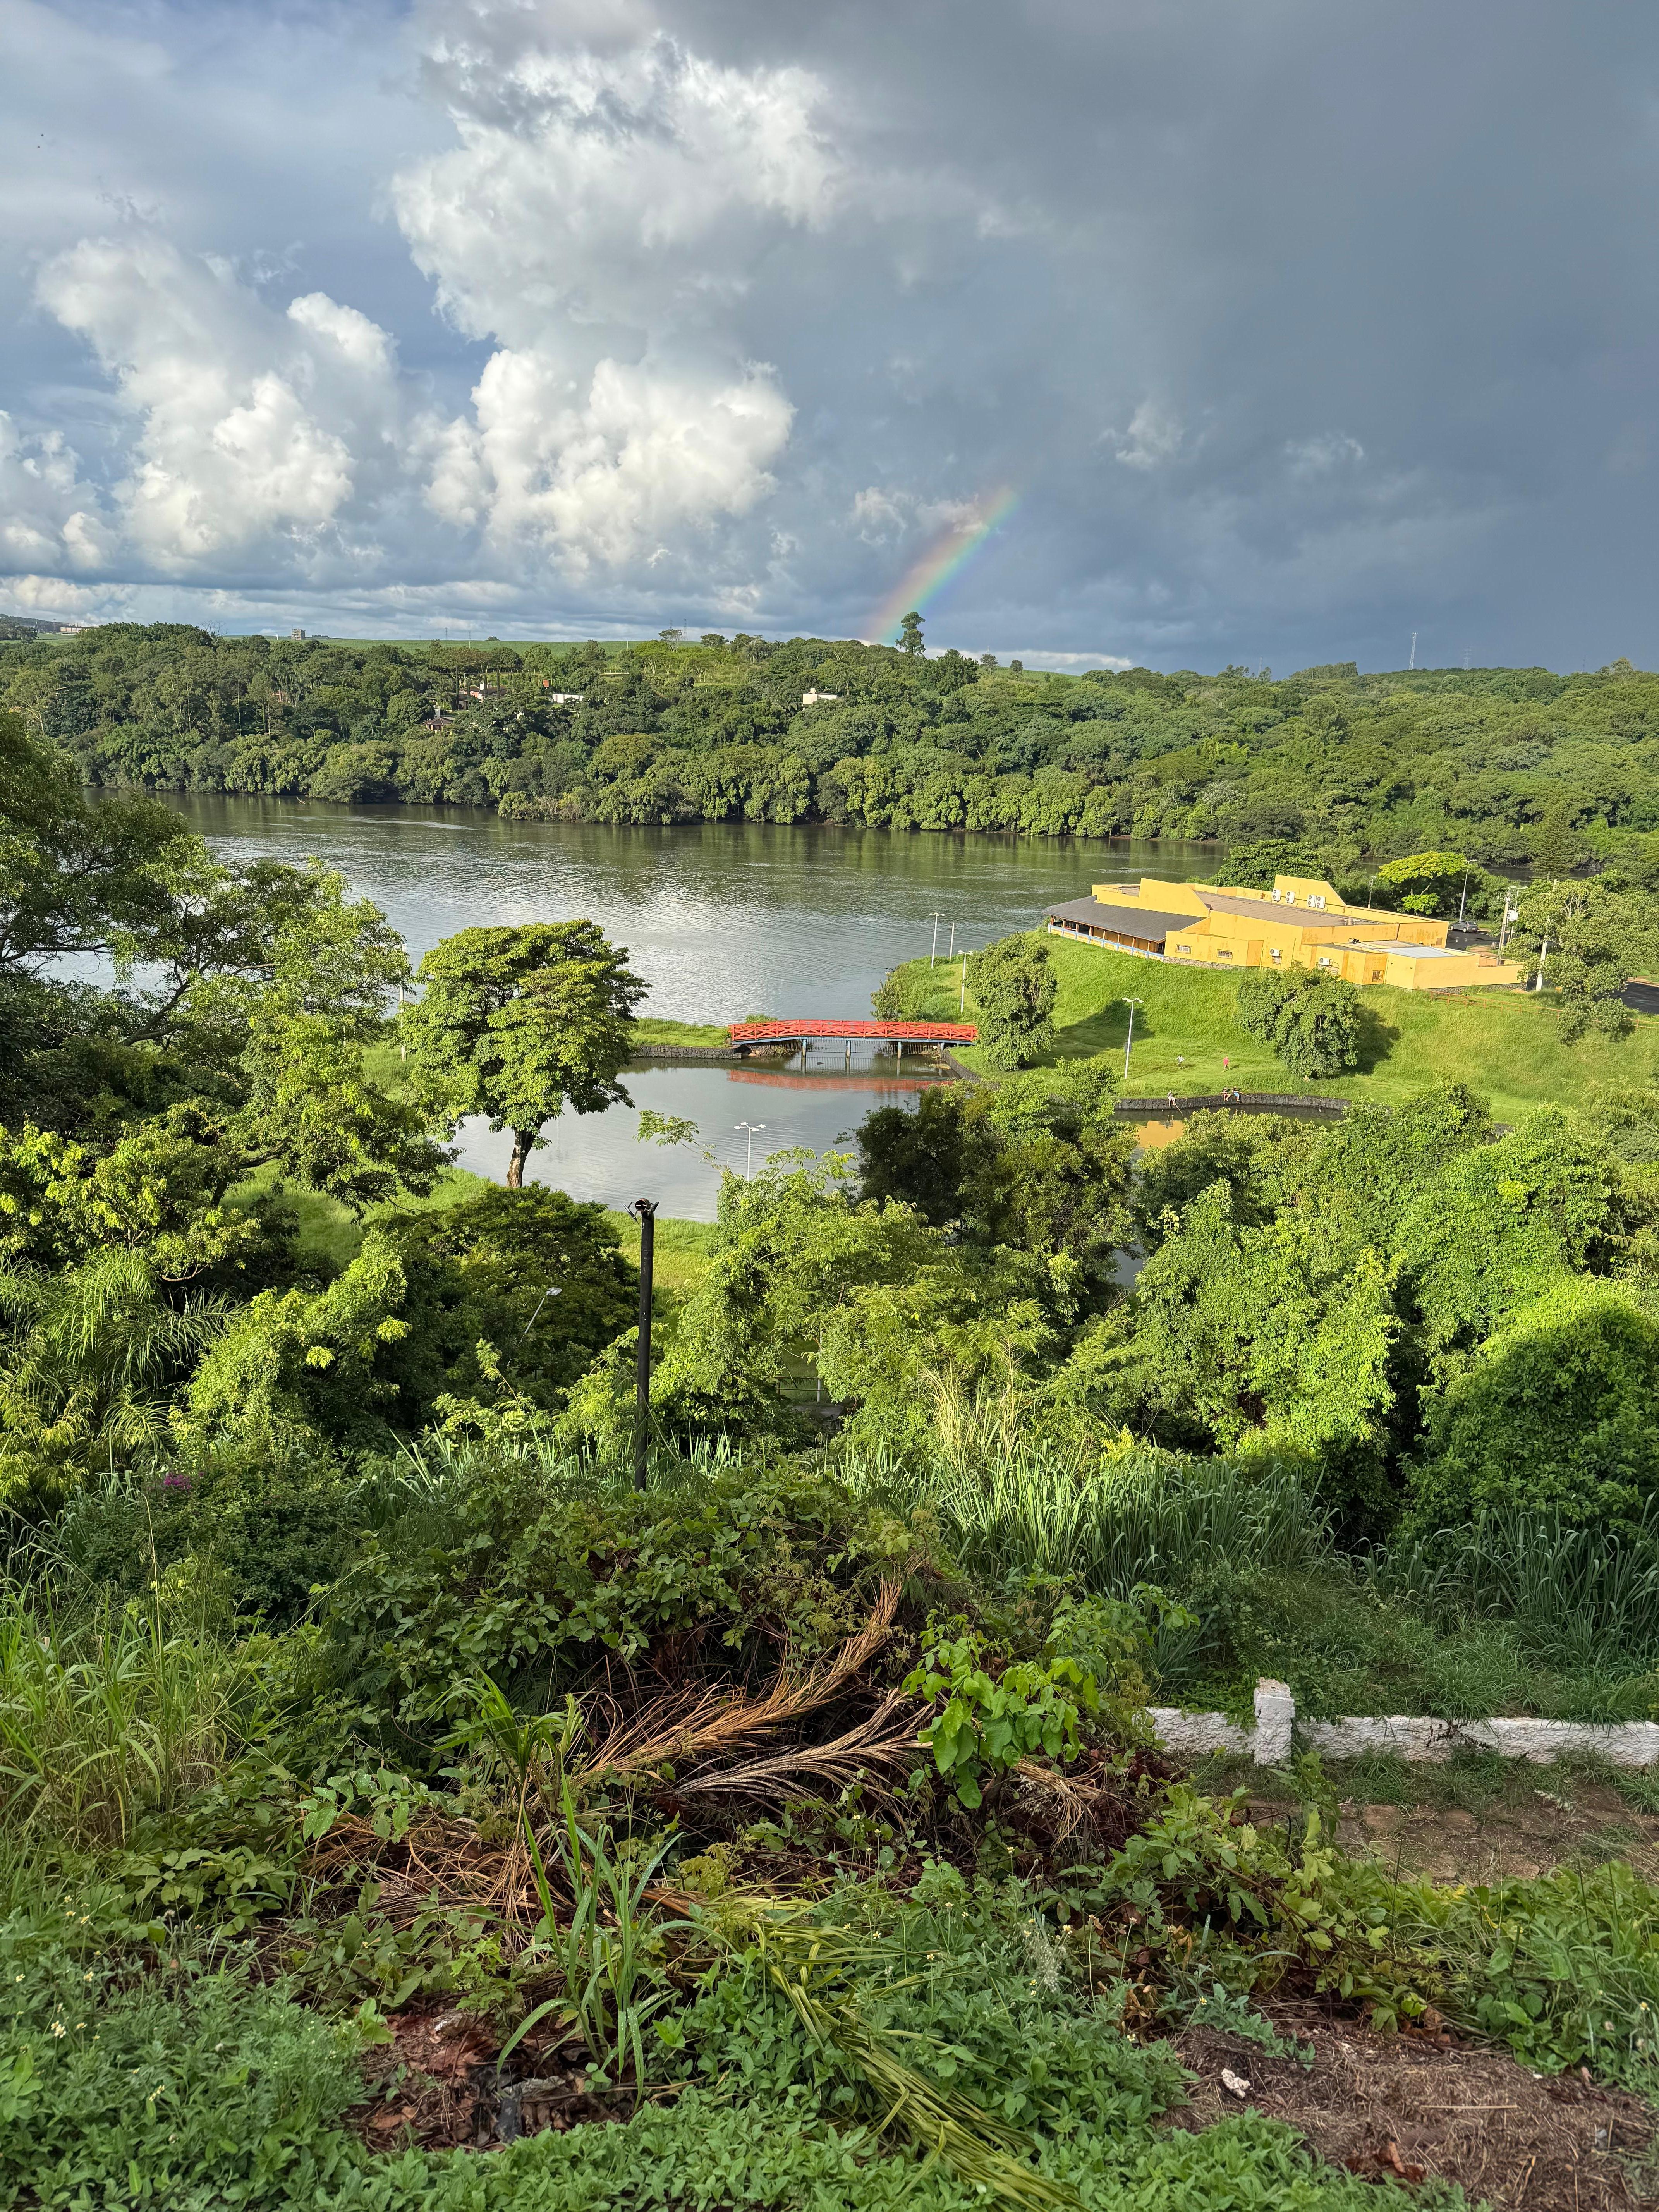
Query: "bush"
1408 1277 1659 1530
325 1452 915 1732
379 1187 637 1421
1233 968 1360 1079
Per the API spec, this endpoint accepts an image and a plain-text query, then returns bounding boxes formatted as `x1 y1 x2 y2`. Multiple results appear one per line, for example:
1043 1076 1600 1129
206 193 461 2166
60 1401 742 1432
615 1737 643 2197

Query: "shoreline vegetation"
13 687 1659 2205
10 625 1659 881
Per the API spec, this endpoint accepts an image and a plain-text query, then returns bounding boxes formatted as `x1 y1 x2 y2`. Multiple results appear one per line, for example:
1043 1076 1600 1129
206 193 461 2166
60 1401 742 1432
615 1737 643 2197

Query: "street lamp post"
1123 996 1145 1084
959 953 970 1016
929 912 943 965
735 1120 766 1178
628 1199 657 1491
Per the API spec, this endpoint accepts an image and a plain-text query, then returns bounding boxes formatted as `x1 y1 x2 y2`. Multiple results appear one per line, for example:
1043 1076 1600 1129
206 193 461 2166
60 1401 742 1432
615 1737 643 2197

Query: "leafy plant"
505 1789 685 2090
905 1623 1100 1807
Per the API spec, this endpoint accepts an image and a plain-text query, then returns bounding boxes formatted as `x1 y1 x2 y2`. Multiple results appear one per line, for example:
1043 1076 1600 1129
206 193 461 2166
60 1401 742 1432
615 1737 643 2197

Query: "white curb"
1147 1680 1659 1767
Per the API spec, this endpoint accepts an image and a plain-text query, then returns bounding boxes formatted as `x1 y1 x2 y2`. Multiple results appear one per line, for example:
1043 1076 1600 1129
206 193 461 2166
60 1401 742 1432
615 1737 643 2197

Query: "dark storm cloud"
2 0 1654 666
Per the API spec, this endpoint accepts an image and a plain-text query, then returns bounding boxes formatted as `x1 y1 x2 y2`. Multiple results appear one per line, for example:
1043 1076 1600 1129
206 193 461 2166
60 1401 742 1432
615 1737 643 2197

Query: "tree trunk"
507 1130 534 1188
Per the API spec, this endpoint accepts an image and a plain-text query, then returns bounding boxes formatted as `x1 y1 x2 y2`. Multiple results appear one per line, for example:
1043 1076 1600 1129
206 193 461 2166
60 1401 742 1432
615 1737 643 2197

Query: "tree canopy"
402 922 645 1186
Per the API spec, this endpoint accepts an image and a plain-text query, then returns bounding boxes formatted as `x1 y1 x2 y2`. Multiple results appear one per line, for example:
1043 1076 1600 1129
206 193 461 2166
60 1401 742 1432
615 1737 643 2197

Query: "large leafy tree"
966 936 1058 1070
1373 850 1496 920
1508 870 1659 1041
402 922 645 1186
1233 967 1360 1079
0 709 202 979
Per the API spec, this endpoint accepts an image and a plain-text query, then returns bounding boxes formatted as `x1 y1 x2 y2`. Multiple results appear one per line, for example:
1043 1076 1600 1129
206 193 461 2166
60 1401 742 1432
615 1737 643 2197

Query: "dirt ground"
1190 1753 1659 1885
1176 2011 1659 2210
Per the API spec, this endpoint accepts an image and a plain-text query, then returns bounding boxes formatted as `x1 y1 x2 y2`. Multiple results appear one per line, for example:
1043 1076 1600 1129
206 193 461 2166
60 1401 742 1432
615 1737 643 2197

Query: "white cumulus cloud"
34 235 410 574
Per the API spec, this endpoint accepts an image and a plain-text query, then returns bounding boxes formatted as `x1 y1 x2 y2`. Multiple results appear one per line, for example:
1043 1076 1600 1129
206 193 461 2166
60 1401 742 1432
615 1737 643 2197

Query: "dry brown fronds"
577 1580 901 1783
673 1692 924 1804
1012 1759 1096 1843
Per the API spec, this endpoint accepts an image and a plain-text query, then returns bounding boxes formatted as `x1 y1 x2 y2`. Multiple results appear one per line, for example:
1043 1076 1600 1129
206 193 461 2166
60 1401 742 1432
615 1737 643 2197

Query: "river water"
172 799 1216 1216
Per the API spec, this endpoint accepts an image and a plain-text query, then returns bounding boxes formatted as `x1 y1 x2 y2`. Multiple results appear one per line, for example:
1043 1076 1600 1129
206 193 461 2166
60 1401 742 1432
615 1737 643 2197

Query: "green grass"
950 935 1659 1118
633 1015 734 1049
605 1210 719 1292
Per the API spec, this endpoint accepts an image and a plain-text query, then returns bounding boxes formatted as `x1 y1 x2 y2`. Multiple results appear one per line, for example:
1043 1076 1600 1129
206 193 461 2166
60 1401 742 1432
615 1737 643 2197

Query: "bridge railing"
726 1019 978 1044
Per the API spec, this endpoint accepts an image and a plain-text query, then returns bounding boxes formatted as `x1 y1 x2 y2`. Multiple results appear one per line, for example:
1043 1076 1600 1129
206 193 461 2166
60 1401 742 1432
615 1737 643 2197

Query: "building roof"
1048 897 1198 942
1192 890 1393 927
1348 939 1462 959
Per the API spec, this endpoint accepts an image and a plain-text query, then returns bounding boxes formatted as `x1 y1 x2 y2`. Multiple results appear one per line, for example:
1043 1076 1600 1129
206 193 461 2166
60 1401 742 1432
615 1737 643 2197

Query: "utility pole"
1123 996 1145 1083
629 1199 657 1491
1409 631 1418 671
929 912 943 965
947 921 957 960
1456 862 1472 927
959 954 970 1015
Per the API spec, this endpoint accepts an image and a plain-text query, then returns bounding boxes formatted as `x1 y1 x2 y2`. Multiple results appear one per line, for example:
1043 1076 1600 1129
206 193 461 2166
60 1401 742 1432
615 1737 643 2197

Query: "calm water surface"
171 800 1216 1216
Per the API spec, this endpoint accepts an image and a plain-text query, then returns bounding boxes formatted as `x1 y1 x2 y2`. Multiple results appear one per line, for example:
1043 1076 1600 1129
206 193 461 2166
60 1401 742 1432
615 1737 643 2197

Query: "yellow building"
1045 873 1524 992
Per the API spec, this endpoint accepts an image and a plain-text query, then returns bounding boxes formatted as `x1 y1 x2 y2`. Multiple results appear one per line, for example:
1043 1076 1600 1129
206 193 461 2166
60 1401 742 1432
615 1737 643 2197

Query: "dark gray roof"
1046 896 1195 943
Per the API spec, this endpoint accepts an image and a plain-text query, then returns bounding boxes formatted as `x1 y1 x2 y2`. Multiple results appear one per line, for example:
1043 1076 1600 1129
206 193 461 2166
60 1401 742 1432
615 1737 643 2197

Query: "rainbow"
868 486 1019 646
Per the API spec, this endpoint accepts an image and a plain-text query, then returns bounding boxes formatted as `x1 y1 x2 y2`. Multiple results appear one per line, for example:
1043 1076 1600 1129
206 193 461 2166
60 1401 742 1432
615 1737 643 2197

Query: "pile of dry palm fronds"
303 1580 924 1934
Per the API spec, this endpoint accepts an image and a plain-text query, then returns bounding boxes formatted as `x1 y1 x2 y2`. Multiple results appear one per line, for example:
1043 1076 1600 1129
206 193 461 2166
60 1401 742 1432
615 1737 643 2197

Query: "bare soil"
354 2002 635 2152
1330 1787 1659 1887
1175 2011 1659 2209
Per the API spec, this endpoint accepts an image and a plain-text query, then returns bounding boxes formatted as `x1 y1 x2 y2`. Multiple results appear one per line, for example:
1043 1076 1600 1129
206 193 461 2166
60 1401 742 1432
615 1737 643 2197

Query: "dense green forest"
9 696 1659 2203
7 622 1659 877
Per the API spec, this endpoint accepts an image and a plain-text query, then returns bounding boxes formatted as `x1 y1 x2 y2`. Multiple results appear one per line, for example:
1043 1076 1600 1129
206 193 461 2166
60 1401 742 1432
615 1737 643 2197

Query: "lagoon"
171 799 1217 1216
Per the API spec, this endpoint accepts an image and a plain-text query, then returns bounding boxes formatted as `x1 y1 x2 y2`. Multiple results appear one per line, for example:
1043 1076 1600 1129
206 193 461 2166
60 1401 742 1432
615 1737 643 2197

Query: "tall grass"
840 1428 1327 1600
0 1589 267 1850
1372 1505 1659 1673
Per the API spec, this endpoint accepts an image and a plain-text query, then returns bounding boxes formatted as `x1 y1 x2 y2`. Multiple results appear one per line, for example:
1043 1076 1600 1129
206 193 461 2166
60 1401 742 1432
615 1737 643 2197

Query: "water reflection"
449 1056 951 1220
160 801 1223 1216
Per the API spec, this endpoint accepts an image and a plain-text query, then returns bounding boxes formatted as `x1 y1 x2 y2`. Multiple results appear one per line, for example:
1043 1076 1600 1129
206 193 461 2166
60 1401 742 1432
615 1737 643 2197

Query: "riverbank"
936 937 1659 1120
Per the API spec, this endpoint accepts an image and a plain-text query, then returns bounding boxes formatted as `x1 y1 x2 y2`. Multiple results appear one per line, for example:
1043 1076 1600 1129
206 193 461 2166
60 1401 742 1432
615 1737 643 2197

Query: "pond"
170 800 1219 1216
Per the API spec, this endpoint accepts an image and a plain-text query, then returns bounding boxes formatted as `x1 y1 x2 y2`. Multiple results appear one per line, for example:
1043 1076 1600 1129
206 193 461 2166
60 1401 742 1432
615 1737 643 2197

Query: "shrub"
378 1186 637 1421
1233 968 1360 1080
1408 1276 1659 1530
325 1452 916 1732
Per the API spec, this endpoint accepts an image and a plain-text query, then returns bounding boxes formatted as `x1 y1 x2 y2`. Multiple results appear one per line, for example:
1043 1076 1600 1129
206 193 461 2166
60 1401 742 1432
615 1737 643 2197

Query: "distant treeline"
6 624 1659 873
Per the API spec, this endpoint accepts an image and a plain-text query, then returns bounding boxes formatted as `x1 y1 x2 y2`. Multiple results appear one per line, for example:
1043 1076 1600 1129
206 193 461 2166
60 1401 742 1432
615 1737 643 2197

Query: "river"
171 799 1217 1216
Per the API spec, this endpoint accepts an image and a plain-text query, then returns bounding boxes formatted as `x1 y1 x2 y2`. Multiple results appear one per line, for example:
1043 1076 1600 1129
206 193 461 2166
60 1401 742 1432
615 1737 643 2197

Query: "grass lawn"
633 1014 734 1049
604 1208 719 1291
944 934 1659 1119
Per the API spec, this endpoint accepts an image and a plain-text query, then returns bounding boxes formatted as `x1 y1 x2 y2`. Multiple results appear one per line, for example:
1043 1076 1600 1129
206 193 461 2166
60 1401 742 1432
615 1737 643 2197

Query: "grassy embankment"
633 1014 734 1049
931 935 1659 1119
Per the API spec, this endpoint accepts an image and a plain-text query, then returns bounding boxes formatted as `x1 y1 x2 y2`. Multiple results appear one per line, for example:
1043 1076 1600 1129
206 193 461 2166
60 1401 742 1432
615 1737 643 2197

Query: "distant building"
290 628 306 641
801 689 841 706
1046 874 1525 993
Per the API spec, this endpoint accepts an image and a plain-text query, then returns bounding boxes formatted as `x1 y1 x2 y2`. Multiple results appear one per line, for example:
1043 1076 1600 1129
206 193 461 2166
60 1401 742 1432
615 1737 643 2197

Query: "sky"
2 0 1656 671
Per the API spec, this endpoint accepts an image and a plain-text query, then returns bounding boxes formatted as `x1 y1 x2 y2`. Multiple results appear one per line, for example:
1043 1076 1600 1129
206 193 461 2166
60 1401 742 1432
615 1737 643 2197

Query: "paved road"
1623 982 1659 1016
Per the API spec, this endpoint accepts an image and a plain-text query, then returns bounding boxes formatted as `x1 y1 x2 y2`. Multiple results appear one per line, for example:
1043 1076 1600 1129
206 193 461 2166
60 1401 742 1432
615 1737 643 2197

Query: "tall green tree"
966 936 1058 1070
0 709 202 979
1233 967 1360 1079
1373 850 1494 920
1508 871 1659 1040
898 611 925 658
402 922 645 1186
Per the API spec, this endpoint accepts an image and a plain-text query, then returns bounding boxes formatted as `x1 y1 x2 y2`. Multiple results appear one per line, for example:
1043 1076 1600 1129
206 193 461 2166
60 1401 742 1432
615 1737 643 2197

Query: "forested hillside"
7 623 1659 873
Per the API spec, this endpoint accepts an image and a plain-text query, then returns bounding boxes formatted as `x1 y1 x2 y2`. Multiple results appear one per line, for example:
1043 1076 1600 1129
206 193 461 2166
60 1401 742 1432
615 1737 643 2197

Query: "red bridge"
727 1018 977 1048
